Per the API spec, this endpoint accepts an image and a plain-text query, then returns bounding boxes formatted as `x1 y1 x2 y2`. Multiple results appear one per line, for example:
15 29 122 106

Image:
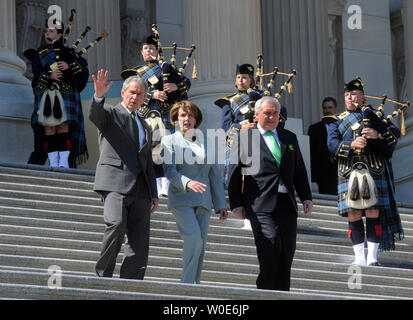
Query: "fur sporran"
347 162 377 209
37 89 67 126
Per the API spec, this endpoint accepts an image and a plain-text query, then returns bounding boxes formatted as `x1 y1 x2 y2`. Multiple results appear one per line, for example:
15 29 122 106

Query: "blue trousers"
171 206 211 283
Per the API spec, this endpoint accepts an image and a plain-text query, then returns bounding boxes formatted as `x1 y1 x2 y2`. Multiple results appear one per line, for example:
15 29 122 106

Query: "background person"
308 97 339 195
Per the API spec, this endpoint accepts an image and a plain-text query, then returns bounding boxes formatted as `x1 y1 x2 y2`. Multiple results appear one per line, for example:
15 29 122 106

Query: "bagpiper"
25 13 90 168
327 77 404 266
214 63 264 184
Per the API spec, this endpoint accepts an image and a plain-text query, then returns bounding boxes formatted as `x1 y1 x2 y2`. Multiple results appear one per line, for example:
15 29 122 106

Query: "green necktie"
265 130 283 185
130 112 140 149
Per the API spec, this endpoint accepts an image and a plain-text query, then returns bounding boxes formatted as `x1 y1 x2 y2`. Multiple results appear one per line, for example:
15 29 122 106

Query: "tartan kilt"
337 160 404 251
33 86 88 166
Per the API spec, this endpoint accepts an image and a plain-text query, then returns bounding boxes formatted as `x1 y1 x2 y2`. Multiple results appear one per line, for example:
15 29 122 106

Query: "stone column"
181 0 262 131
392 0 413 204
260 0 331 186
261 0 331 133
54 0 122 80
0 0 34 164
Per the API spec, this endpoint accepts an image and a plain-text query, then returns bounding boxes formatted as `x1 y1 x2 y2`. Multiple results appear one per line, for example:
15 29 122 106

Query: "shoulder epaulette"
337 111 350 120
214 97 230 108
121 68 138 80
23 48 38 61
321 114 338 124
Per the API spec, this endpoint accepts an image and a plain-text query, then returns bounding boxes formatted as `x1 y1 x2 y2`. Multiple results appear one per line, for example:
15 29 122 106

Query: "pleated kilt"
337 160 404 251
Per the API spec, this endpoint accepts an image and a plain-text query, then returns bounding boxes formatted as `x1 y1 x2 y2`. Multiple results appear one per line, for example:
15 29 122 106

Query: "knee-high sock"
348 219 365 245
56 132 72 151
366 217 381 243
44 134 58 153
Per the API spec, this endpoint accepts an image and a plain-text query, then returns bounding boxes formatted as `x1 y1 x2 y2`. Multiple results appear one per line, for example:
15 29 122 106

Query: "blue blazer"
161 131 227 212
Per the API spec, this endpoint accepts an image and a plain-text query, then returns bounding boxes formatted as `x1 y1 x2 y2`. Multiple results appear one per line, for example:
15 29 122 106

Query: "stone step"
0 181 97 198
2 163 413 211
0 254 411 299
2 231 411 277
0 164 95 182
1 217 412 265
0 173 93 191
1 197 413 242
1 239 412 287
0 264 403 300
1 163 413 300
0 269 361 300
1 208 412 256
2 181 413 220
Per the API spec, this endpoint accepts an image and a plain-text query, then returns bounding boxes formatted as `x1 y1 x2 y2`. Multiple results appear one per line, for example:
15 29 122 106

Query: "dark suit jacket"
228 126 312 216
307 120 338 184
89 98 157 198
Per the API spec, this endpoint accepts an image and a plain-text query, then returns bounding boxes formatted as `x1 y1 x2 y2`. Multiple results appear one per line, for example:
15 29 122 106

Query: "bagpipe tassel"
349 176 360 201
43 94 52 117
361 174 371 200
53 94 62 119
401 110 406 136
192 55 198 79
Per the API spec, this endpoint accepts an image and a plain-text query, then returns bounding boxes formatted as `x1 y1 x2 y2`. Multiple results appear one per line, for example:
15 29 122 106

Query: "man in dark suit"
308 97 339 195
89 69 158 280
228 96 313 291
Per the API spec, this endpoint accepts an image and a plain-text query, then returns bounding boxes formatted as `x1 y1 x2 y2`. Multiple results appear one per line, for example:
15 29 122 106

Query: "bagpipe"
151 24 198 80
135 24 197 112
51 9 109 61
252 54 298 123
253 54 297 98
362 94 410 137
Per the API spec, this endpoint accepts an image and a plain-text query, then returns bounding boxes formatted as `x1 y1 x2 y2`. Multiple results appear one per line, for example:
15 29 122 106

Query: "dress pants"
95 175 151 280
171 206 211 284
249 193 297 291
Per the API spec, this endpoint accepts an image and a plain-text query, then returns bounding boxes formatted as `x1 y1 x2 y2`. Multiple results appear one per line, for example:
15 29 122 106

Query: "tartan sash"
137 62 163 85
338 111 363 137
38 47 57 69
229 93 250 114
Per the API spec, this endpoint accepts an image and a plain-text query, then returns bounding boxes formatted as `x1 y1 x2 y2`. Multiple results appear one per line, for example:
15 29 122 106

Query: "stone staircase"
0 163 413 300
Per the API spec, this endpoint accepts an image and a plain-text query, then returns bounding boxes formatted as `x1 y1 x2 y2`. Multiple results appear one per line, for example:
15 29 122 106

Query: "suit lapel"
277 128 287 159
114 103 139 151
139 117 150 151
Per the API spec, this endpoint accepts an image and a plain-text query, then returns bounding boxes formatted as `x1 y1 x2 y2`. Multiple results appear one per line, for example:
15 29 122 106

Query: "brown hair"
170 100 203 128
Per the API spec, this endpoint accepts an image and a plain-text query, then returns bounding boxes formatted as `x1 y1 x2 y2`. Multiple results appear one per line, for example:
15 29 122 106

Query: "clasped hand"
351 128 379 149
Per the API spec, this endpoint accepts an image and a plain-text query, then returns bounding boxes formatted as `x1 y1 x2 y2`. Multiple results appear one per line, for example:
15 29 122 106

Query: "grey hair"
255 96 281 114
122 75 148 91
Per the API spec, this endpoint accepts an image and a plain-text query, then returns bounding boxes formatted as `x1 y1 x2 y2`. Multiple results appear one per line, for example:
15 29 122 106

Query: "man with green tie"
228 96 313 291
89 70 159 280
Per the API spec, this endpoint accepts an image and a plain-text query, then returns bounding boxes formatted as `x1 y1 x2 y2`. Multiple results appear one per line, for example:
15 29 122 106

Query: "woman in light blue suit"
161 100 228 284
